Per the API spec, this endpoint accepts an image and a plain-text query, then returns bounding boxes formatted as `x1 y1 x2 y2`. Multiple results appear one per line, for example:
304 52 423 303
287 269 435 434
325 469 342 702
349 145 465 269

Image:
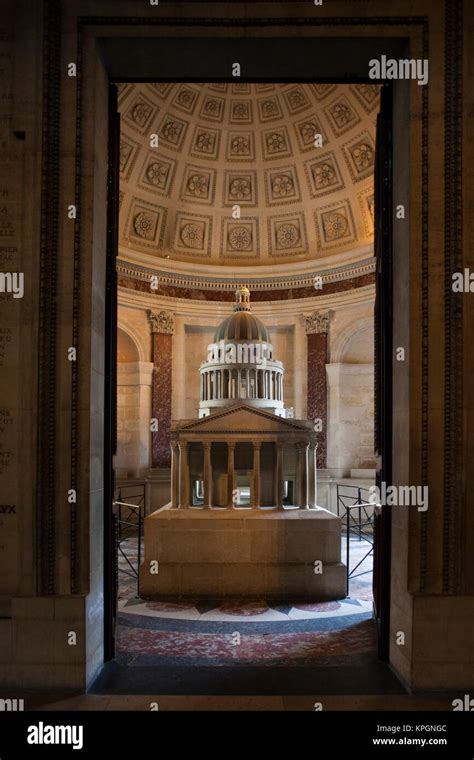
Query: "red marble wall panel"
152 332 172 468
307 331 328 468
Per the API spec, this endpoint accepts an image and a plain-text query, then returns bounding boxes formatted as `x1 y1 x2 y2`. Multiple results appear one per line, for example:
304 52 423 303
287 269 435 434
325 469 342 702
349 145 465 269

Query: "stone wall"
115 362 153 477
327 364 375 476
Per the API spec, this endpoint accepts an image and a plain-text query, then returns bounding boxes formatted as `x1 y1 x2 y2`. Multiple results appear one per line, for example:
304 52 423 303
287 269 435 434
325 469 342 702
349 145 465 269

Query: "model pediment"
175 404 311 434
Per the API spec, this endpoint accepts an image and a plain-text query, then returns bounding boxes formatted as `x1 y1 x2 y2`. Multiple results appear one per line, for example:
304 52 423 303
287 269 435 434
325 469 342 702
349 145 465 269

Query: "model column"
252 442 261 508
147 309 175 468
304 311 329 468
178 440 190 508
274 442 284 508
171 441 180 508
296 442 309 509
308 442 317 508
227 442 236 508
203 441 213 508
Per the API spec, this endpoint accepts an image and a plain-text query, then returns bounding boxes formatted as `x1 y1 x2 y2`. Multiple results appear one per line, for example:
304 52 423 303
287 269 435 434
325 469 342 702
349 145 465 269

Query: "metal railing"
336 483 375 596
113 483 146 598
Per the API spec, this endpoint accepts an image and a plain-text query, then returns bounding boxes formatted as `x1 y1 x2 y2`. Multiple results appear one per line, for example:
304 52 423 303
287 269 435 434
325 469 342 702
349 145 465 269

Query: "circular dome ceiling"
118 82 379 268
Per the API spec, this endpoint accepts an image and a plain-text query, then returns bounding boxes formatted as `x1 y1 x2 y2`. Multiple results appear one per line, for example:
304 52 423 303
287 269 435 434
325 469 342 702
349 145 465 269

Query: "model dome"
200 287 285 418
214 287 269 343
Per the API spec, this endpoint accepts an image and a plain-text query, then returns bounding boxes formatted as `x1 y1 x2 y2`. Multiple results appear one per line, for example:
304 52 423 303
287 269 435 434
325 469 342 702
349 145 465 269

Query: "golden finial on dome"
234 285 251 312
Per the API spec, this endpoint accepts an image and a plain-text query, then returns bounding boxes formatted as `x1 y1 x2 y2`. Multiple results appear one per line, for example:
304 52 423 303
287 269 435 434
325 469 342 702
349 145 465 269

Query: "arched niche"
117 327 140 363
326 317 375 476
340 323 374 364
330 317 375 364
115 326 153 477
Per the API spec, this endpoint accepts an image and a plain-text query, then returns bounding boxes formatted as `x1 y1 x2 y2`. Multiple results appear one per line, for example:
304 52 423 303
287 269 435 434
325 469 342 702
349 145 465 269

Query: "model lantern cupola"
199 286 285 418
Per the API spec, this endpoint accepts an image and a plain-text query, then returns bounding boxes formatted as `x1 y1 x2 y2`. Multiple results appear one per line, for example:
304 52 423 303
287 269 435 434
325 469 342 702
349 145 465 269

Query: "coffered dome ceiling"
118 82 379 269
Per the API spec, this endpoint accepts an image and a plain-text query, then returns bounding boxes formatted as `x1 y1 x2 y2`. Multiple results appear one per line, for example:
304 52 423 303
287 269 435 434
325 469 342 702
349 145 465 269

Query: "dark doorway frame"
102 34 404 670
373 84 393 661
104 84 120 660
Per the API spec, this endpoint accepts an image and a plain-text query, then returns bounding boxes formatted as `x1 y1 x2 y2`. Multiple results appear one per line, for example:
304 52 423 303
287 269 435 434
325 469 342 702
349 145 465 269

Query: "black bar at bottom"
0 710 473 757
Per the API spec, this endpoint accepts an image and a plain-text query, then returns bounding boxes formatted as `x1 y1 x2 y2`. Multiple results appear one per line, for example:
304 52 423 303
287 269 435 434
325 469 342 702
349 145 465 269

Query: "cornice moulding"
117 245 375 291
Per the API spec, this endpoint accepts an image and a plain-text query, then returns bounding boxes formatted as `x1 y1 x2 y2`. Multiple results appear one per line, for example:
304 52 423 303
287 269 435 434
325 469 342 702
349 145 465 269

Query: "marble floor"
86 532 400 695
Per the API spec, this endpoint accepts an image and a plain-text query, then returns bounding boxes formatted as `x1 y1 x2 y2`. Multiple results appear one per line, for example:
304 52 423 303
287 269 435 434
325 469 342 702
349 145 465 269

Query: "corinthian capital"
303 311 330 335
147 309 175 335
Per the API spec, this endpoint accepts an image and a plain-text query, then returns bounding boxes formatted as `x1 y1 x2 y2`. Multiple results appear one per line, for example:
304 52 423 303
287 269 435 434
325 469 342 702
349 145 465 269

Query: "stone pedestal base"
140 505 346 600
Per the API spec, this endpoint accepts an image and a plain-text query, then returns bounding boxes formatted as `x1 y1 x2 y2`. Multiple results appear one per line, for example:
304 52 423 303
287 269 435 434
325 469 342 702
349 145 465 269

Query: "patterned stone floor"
115 534 375 668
